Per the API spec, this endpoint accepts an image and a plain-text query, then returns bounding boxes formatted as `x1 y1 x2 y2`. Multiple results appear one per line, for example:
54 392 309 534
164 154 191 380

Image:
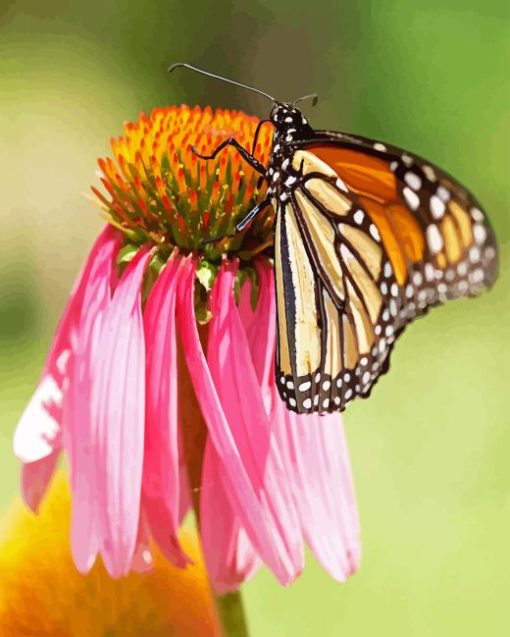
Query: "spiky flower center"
93 105 274 264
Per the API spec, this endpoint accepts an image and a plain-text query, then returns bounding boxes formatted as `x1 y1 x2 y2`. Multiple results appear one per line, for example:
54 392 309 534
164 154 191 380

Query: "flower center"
92 105 274 264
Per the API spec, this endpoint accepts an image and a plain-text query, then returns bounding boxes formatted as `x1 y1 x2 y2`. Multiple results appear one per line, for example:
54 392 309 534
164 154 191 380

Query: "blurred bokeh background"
1 0 509 635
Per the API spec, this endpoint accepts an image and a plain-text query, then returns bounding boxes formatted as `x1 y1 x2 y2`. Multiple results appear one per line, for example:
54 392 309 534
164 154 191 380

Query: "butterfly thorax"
266 103 315 204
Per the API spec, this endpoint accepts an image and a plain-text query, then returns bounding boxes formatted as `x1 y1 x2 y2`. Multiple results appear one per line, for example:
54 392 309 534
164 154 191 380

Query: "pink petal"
200 439 260 593
94 247 152 577
241 262 361 579
13 226 119 510
142 254 189 567
21 452 59 513
13 375 64 463
238 259 275 405
66 228 120 572
272 397 361 580
176 258 303 586
131 510 154 574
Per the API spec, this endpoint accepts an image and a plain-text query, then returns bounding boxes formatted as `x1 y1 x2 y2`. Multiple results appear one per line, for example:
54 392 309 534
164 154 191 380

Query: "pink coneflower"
13 105 359 600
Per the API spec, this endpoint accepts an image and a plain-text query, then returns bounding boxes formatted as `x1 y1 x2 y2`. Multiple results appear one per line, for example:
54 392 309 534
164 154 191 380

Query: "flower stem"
214 590 250 637
179 335 251 637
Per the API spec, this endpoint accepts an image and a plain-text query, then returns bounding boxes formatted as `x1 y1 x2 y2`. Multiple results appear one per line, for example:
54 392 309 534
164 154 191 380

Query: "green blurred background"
1 0 509 635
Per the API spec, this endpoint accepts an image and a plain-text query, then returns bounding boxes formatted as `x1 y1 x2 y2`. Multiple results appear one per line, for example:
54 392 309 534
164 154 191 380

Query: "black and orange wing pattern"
273 131 498 414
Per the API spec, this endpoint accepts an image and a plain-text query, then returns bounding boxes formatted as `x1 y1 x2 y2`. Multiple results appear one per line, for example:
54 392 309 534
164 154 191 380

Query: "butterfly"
169 64 499 415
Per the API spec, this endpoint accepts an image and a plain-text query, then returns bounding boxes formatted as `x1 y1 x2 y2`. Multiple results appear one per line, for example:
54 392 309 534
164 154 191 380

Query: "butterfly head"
269 103 313 143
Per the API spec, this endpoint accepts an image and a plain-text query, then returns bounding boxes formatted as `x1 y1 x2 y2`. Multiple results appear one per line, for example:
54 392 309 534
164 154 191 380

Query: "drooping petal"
21 452 59 513
13 226 120 509
200 440 260 593
13 375 64 464
131 509 154 574
177 258 303 586
66 228 120 572
272 397 361 580
142 254 189 567
240 261 361 580
93 247 152 577
238 259 275 406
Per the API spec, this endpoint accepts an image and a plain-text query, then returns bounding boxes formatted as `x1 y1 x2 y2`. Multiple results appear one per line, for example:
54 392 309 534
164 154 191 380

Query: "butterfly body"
255 102 498 414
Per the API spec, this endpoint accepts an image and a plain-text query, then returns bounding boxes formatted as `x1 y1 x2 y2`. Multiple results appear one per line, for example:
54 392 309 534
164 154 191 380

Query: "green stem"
179 335 251 637
214 591 250 637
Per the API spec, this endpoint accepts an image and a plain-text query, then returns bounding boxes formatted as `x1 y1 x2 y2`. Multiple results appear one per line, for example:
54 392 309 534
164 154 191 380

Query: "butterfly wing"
274 135 498 414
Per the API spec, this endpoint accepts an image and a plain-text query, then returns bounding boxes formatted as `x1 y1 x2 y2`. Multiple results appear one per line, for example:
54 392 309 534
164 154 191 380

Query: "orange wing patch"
312 147 397 203
310 145 427 285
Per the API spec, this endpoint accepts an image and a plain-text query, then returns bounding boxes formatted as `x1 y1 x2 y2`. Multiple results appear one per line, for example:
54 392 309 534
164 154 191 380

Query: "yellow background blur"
1 1 509 635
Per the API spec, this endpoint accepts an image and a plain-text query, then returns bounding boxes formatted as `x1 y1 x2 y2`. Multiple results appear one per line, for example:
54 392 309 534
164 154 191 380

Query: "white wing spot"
457 262 467 276
469 246 481 263
422 165 436 182
298 381 311 392
404 172 422 191
426 224 443 253
437 186 451 202
425 264 435 281
471 207 484 222
369 224 380 241
374 142 387 151
354 209 364 225
303 398 312 409
430 195 446 219
403 186 420 210
473 224 487 244
470 269 484 284
335 178 348 193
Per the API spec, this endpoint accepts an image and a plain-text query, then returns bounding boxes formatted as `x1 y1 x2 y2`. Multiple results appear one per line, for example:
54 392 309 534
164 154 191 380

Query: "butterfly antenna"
168 63 277 104
293 93 319 107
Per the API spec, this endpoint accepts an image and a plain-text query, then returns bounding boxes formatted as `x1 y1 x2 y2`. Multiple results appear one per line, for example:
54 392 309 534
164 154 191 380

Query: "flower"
0 473 220 636
13 105 360 592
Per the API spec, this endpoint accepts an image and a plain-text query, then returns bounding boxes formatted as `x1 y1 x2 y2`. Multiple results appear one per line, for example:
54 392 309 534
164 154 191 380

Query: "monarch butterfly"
169 64 498 415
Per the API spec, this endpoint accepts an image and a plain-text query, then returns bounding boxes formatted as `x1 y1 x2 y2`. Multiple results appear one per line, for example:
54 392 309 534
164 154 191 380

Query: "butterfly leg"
250 119 271 154
235 197 271 231
192 137 266 175
202 198 271 244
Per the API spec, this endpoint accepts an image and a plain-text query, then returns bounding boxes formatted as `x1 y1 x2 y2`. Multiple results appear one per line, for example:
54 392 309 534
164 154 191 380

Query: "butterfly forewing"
274 137 497 414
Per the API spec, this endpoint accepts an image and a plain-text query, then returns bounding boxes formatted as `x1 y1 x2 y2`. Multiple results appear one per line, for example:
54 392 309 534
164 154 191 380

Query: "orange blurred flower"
0 473 220 637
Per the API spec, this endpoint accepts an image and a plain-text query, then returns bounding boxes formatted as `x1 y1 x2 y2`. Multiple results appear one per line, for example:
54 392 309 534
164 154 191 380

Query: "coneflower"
13 105 360 635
